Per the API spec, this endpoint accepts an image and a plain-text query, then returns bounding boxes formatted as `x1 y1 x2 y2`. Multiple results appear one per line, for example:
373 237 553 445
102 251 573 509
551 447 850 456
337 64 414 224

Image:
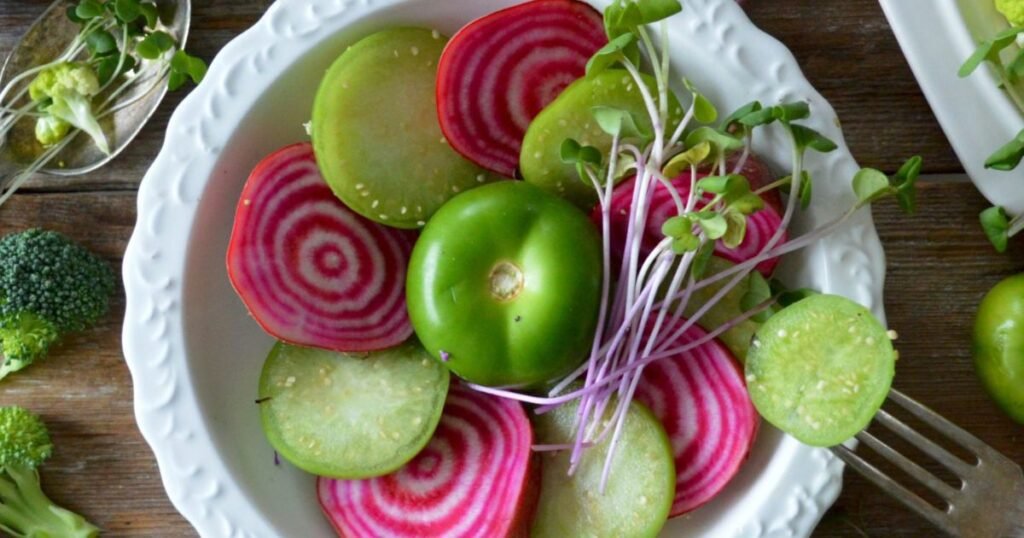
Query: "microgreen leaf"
691 240 716 278
560 138 582 164
168 69 187 91
984 128 1024 171
959 27 1024 77
684 127 744 160
578 145 603 166
592 106 651 140
852 168 890 204
671 233 700 254
635 0 683 24
137 31 176 59
170 50 207 84
115 0 142 23
96 54 136 85
67 4 86 23
586 33 636 77
772 102 810 123
86 30 117 56
696 174 736 194
661 215 691 238
1008 48 1024 81
892 155 922 214
789 124 837 153
139 2 159 28
980 206 1011 253
721 101 762 133
604 0 682 38
683 78 717 123
741 271 772 319
728 192 764 215
721 209 747 249
663 142 711 177
738 106 776 127
781 171 813 209
75 0 105 20
696 212 727 240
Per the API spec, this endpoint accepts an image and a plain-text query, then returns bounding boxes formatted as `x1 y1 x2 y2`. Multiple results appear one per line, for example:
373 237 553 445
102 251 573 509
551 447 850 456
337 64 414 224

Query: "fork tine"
855 430 960 500
831 444 955 535
874 408 975 476
888 389 989 456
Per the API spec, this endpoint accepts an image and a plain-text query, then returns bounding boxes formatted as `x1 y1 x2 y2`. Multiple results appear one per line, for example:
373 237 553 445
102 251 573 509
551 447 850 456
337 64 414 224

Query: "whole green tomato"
974 273 1024 424
406 181 602 387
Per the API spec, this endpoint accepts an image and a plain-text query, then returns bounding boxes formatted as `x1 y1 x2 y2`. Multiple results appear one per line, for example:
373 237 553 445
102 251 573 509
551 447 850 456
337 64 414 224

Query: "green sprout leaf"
684 127 744 160
661 215 691 238
169 50 207 85
985 128 1024 171
789 124 837 153
86 30 117 57
721 209 748 249
1008 48 1024 81
696 212 727 240
696 174 739 194
772 102 811 123
168 70 188 92
604 0 682 38
738 106 776 127
137 31 176 60
115 0 142 23
852 168 890 204
671 232 700 254
635 0 683 24
586 33 636 77
691 240 716 278
67 4 86 23
592 106 651 140
560 138 582 164
741 271 772 321
781 171 813 209
95 54 136 85
980 206 1011 253
721 101 762 133
729 192 764 215
683 78 717 123
139 2 159 27
75 0 105 20
959 27 1024 77
892 155 922 214
663 141 711 177
578 145 602 166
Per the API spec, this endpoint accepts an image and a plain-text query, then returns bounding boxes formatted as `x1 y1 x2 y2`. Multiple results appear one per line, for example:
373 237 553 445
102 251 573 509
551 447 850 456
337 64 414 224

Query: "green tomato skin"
406 181 602 387
974 273 1024 424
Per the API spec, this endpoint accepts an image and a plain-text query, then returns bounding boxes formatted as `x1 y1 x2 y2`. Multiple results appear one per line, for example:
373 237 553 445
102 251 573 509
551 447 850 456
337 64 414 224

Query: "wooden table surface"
1 1 1021 536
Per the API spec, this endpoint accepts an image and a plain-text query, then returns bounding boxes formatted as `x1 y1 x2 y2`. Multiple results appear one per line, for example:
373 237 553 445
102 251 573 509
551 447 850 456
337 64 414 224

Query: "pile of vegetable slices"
227 0 913 535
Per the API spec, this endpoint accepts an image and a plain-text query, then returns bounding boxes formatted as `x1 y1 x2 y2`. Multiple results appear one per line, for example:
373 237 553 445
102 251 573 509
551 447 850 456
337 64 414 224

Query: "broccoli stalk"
0 229 114 381
0 406 99 538
27 63 109 154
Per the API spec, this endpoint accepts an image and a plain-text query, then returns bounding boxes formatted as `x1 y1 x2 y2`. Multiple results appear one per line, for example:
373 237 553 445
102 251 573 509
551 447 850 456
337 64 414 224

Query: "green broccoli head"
0 406 99 538
34 116 71 147
0 406 52 470
27 63 109 154
0 229 114 379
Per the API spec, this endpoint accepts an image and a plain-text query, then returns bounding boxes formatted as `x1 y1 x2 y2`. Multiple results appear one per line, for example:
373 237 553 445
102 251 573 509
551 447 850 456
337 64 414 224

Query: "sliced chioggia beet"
226 142 414 352
436 0 606 177
745 294 897 447
258 342 449 478
600 172 786 276
530 397 674 538
317 383 536 537
635 320 758 516
312 28 499 229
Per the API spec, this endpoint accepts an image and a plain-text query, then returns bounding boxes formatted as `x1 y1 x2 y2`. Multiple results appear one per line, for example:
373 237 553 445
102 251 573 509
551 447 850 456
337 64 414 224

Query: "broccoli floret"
997 0 1024 25
33 116 70 147
0 230 114 380
0 406 99 538
27 63 109 155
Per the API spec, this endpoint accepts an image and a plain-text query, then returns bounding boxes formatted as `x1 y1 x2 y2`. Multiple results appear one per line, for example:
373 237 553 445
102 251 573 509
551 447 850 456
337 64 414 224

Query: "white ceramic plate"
880 0 1024 214
122 0 886 536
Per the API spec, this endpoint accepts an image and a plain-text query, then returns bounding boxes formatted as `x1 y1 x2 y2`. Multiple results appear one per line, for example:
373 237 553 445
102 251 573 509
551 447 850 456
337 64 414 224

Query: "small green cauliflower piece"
997 0 1024 26
0 406 99 538
0 229 115 380
27 62 109 154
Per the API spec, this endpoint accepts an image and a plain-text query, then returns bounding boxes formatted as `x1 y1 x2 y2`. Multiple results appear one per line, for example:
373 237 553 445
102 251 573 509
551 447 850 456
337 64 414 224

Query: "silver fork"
830 389 1024 537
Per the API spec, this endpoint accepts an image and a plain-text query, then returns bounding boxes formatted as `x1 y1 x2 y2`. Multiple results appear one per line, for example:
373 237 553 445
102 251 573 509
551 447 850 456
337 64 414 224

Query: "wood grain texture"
0 1 1020 538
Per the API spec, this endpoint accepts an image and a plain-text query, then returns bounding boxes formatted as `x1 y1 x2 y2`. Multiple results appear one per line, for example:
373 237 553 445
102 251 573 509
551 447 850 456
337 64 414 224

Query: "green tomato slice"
531 398 675 538
974 273 1024 424
312 28 498 228
519 69 680 209
258 341 449 478
406 181 602 387
745 293 896 447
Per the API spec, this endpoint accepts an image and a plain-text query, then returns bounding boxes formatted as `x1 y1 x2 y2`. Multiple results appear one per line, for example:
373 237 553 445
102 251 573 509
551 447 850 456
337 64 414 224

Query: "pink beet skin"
635 319 759 516
436 0 606 178
226 142 414 352
317 384 538 538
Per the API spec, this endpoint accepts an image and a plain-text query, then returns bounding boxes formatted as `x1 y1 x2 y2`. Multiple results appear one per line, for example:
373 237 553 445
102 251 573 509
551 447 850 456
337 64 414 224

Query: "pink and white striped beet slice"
598 171 787 276
634 320 758 516
436 0 606 177
227 142 414 352
317 383 537 538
